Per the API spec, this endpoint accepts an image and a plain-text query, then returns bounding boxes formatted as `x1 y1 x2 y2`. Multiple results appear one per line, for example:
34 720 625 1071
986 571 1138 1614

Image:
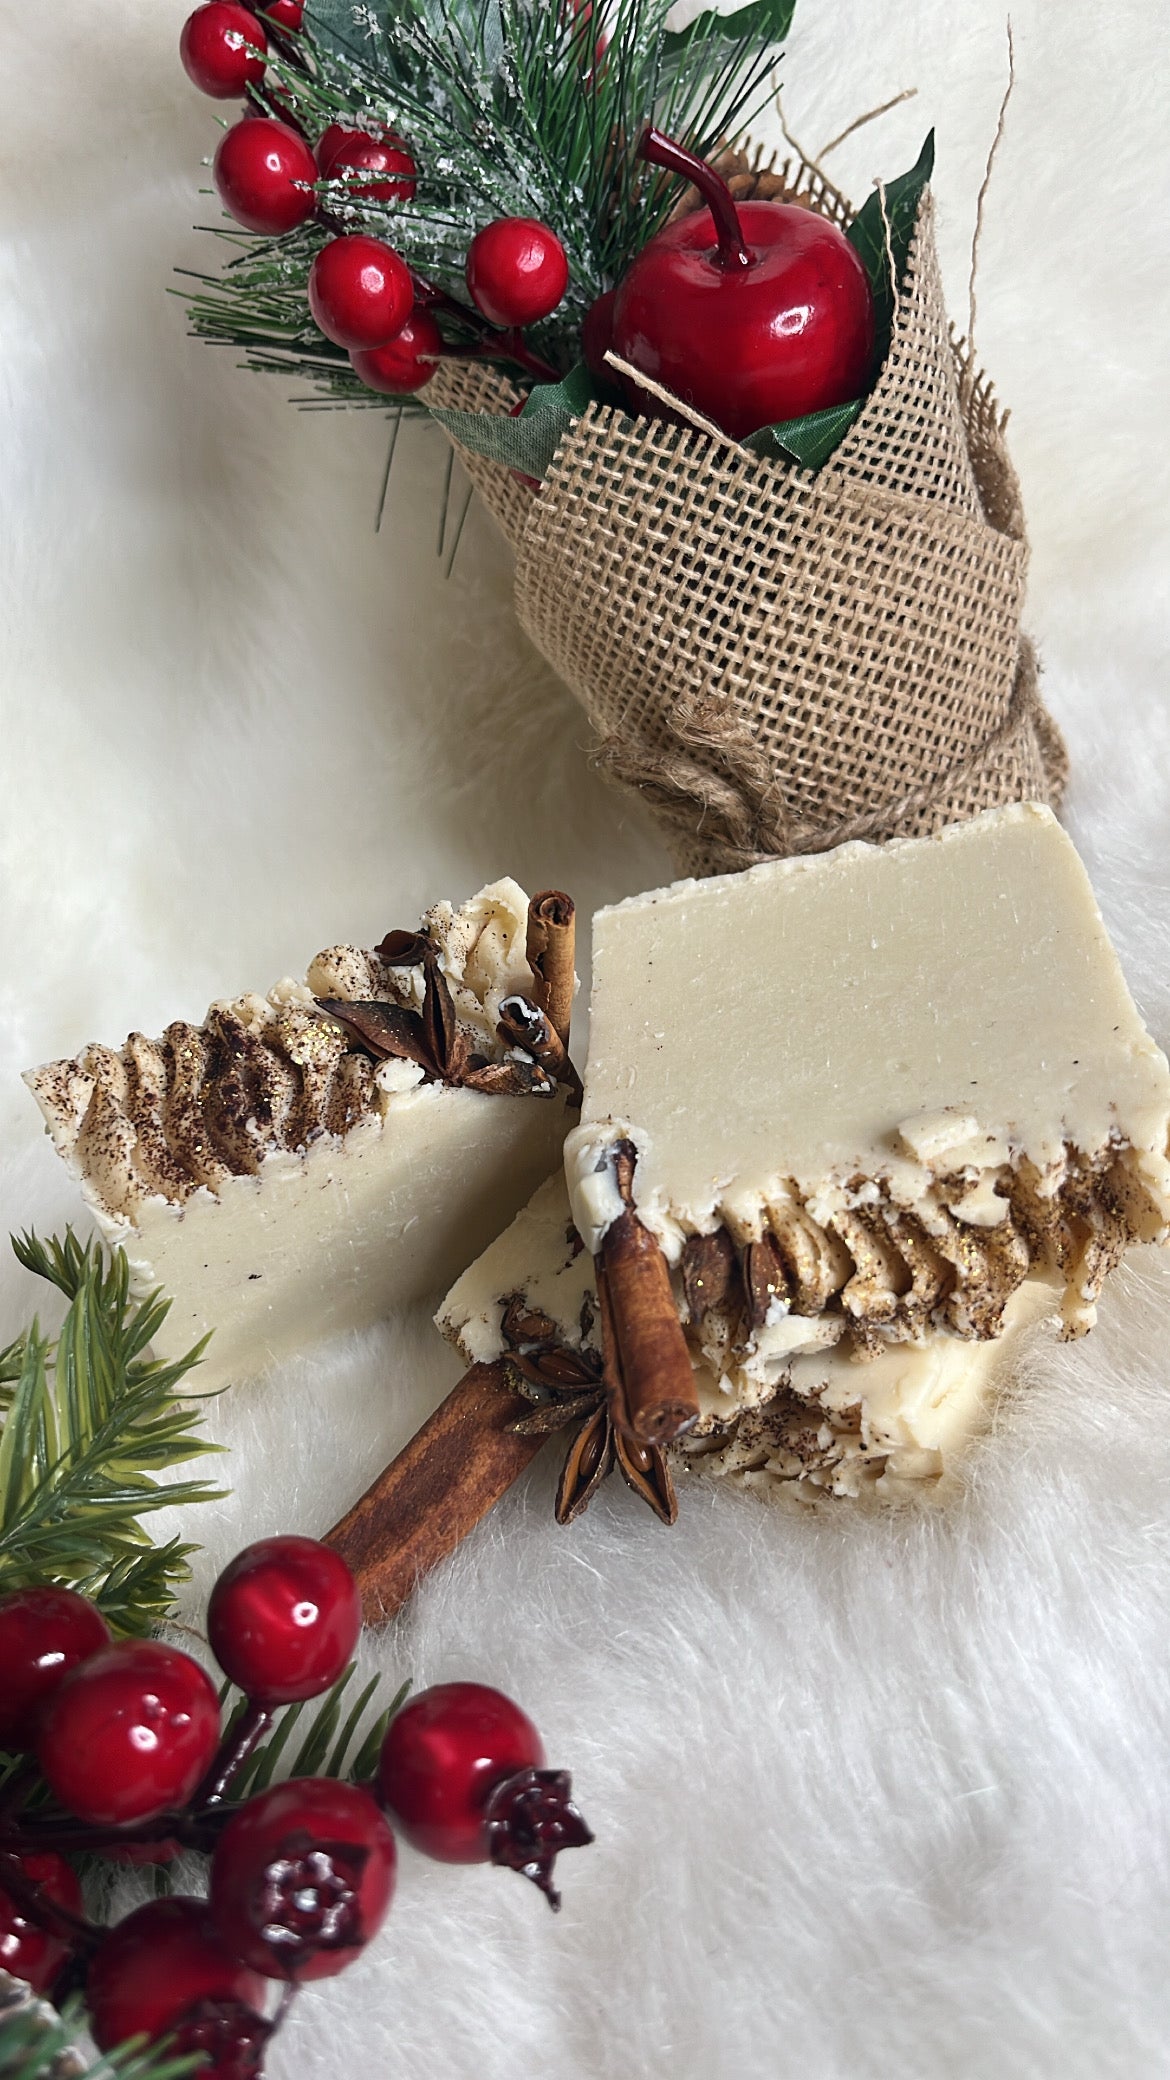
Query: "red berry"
350 308 443 395
377 1682 543 1863
466 218 569 329
319 132 417 203
209 1777 396 1981
87 1898 269 2070
213 117 318 235
307 236 413 351
180 4 267 98
37 1640 220 1826
377 1683 592 1908
258 0 302 25
0 1586 110 1750
0 1851 84 1995
208 1535 361 1705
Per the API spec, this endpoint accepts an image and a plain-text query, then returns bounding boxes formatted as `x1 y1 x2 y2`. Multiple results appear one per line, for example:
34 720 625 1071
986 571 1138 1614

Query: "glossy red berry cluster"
178 2 569 404
0 1539 590 2073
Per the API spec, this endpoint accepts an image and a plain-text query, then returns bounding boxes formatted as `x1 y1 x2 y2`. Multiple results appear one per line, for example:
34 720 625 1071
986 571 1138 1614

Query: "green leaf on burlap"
745 397 864 468
426 362 613 482
663 0 797 58
847 127 936 366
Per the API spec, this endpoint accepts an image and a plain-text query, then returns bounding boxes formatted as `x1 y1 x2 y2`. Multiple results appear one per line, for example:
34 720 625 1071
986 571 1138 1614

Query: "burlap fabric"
428 178 1067 878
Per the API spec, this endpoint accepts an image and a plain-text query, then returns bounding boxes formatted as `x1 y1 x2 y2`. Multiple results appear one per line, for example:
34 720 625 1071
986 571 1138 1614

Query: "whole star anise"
316 929 555 1097
499 1295 676 1526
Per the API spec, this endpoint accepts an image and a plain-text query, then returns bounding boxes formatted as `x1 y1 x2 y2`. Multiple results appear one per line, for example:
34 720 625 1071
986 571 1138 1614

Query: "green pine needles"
0 1975 200 2080
0 1233 223 1633
180 0 796 407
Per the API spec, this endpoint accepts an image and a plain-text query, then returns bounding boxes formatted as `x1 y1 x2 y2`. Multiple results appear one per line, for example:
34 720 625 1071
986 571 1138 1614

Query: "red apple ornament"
612 128 875 442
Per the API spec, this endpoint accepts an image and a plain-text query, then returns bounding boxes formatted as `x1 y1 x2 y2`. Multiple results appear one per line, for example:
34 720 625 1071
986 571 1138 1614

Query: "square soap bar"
565 803 1170 1416
437 1174 1057 1503
27 881 574 1391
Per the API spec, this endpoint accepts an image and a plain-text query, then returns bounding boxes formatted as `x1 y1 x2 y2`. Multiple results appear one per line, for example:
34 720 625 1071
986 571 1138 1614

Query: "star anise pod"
316 931 556 1097
499 1294 676 1526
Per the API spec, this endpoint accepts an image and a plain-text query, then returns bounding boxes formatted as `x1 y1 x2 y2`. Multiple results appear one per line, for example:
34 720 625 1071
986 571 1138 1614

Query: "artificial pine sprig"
0 1973 199 2080
218 1661 409 1807
0 1234 223 1632
180 0 796 406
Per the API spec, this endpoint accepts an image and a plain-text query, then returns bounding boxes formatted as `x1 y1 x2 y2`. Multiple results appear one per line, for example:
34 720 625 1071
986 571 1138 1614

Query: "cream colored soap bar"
27 881 573 1392
566 804 1170 1389
437 1174 1058 1503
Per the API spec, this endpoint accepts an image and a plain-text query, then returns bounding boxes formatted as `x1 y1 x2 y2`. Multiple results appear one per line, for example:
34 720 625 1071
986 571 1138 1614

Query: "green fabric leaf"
426 361 611 483
847 128 936 368
663 0 797 56
303 0 375 58
744 397 864 468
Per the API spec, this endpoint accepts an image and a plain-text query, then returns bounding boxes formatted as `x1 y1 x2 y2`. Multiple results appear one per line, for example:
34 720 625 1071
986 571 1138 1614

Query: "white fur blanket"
3 2 1169 2073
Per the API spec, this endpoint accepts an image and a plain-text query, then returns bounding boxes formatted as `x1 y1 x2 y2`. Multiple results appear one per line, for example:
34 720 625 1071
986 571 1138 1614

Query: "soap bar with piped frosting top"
565 803 1170 1404
27 880 575 1392
437 1172 1058 1504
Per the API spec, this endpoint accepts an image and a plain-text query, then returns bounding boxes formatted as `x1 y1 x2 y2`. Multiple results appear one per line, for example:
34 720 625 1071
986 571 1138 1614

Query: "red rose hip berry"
180 3 268 97
0 1851 84 1995
350 308 443 395
377 1682 593 1909
209 1776 396 1980
0 1585 110 1749
466 218 569 328
208 1535 361 1704
213 117 318 234
87 1897 269 2065
307 236 413 351
37 1639 220 1826
259 0 302 25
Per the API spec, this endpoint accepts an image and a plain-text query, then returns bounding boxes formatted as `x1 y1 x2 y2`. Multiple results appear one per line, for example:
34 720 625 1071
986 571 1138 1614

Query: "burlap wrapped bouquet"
429 159 1066 878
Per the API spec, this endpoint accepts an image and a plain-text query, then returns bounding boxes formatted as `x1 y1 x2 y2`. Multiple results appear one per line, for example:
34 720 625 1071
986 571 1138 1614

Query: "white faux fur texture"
3 3 1170 2075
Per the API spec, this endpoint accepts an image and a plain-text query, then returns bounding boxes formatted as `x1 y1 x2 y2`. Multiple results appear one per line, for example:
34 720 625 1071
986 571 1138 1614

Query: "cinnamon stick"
598 1143 700 1448
496 993 584 1105
526 891 576 1047
324 1362 546 1623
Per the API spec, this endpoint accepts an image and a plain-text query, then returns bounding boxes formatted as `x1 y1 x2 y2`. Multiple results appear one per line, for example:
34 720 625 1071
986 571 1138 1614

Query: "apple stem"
636 126 752 272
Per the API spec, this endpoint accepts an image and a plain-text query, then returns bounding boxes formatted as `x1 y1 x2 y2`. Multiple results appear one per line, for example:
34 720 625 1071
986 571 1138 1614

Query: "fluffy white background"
3 2 1170 2073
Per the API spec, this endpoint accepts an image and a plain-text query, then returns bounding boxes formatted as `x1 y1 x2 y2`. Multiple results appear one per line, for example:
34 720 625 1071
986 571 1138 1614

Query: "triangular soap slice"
437 1173 1056 1503
565 804 1170 1407
26 880 575 1392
